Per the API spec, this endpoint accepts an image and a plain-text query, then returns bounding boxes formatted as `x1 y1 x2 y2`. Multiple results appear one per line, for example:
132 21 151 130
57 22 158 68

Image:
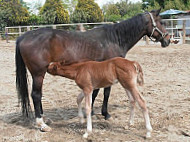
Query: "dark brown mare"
47 57 151 138
15 9 170 131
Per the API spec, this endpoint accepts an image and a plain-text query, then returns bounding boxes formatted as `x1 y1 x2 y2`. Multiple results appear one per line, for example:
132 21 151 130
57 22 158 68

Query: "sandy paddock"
0 40 189 142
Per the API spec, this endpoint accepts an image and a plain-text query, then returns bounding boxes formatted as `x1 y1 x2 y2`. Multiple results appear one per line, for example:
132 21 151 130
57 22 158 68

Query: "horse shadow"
1 105 145 139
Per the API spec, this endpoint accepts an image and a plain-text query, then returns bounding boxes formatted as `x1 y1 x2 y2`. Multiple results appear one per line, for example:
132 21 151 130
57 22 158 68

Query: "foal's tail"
15 38 32 118
134 62 144 86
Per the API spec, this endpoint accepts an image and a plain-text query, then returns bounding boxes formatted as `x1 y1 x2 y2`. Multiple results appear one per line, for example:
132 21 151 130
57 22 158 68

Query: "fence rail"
3 18 190 44
4 22 113 39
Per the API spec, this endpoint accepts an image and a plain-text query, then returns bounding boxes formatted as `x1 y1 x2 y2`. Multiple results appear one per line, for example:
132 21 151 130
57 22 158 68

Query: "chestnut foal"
47 57 152 138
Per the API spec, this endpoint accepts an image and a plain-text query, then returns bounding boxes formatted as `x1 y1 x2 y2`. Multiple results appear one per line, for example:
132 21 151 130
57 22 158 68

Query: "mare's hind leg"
102 87 111 120
32 75 52 132
130 87 152 138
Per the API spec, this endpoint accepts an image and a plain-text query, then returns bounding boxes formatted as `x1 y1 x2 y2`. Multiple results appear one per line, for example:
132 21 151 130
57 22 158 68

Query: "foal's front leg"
77 92 85 123
83 89 93 138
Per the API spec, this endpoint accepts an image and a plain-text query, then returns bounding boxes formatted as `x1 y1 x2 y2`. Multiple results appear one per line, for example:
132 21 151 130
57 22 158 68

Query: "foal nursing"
47 57 152 138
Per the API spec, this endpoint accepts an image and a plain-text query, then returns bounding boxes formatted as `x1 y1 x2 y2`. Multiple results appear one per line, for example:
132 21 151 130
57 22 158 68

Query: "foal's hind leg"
125 89 136 126
32 75 52 132
130 87 152 138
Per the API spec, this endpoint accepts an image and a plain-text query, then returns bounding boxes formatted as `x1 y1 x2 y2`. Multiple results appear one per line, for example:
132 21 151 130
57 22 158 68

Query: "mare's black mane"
82 13 148 51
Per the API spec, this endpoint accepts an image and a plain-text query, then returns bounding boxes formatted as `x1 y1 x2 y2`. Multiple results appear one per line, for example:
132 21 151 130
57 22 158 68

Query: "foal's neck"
57 63 82 80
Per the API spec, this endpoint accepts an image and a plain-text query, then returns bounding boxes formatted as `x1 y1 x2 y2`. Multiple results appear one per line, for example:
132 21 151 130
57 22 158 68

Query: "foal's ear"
53 64 57 70
60 60 66 66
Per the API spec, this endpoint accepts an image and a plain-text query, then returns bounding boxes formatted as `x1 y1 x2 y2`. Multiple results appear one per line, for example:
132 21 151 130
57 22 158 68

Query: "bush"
72 0 104 23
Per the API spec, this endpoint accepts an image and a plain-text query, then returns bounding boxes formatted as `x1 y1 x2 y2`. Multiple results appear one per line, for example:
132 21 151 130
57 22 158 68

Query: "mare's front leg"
102 86 111 120
32 75 52 132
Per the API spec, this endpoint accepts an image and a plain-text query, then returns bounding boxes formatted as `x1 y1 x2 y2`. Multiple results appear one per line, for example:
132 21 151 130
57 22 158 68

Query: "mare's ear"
156 8 161 16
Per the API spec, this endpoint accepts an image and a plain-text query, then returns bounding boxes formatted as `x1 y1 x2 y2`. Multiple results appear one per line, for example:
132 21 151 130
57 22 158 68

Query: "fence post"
52 25 56 29
19 26 22 36
27 26 30 31
182 20 186 44
5 27 9 43
145 35 149 45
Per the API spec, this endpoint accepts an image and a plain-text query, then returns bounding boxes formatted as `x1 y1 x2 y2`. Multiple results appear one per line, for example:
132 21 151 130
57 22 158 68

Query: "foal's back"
75 57 136 89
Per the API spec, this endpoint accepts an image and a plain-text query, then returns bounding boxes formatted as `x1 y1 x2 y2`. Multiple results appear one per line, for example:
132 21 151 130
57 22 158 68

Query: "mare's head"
146 9 170 47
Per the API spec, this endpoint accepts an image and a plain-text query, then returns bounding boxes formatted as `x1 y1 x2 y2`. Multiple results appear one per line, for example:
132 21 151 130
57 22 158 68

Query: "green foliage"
123 2 142 19
115 0 128 17
164 0 186 10
143 0 190 10
72 0 104 23
62 0 78 14
40 0 70 24
103 3 121 22
103 0 142 22
28 14 42 25
0 0 29 28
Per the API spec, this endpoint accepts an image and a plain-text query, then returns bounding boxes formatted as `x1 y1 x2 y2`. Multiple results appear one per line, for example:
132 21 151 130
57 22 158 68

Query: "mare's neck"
110 14 148 52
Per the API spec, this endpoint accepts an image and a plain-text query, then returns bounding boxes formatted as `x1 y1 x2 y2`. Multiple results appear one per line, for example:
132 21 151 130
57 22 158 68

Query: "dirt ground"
0 40 189 142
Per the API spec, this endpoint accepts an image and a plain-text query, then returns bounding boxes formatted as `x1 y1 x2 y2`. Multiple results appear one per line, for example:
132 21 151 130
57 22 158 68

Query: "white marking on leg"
36 117 52 132
126 89 135 126
77 92 85 123
143 110 152 138
83 91 92 138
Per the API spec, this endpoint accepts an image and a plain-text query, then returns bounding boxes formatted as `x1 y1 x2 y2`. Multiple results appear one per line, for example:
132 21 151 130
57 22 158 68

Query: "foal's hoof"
40 125 52 132
146 132 151 139
79 117 85 124
83 132 89 139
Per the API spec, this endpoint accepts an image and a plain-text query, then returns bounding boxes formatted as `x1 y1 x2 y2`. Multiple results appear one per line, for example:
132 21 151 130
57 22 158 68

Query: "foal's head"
146 9 170 47
47 62 62 75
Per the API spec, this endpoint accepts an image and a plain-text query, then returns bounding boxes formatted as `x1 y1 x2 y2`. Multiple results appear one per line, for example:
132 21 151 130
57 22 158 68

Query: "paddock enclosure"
0 40 189 141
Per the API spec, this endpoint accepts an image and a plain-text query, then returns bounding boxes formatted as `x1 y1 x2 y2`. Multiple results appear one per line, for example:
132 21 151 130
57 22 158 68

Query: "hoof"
83 132 89 139
104 113 111 120
40 125 52 132
43 117 53 125
128 122 134 127
91 110 95 116
79 117 85 124
146 132 151 139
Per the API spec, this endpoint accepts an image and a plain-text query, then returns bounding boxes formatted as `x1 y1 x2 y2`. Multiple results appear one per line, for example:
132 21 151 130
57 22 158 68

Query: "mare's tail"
15 38 32 117
134 62 144 86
